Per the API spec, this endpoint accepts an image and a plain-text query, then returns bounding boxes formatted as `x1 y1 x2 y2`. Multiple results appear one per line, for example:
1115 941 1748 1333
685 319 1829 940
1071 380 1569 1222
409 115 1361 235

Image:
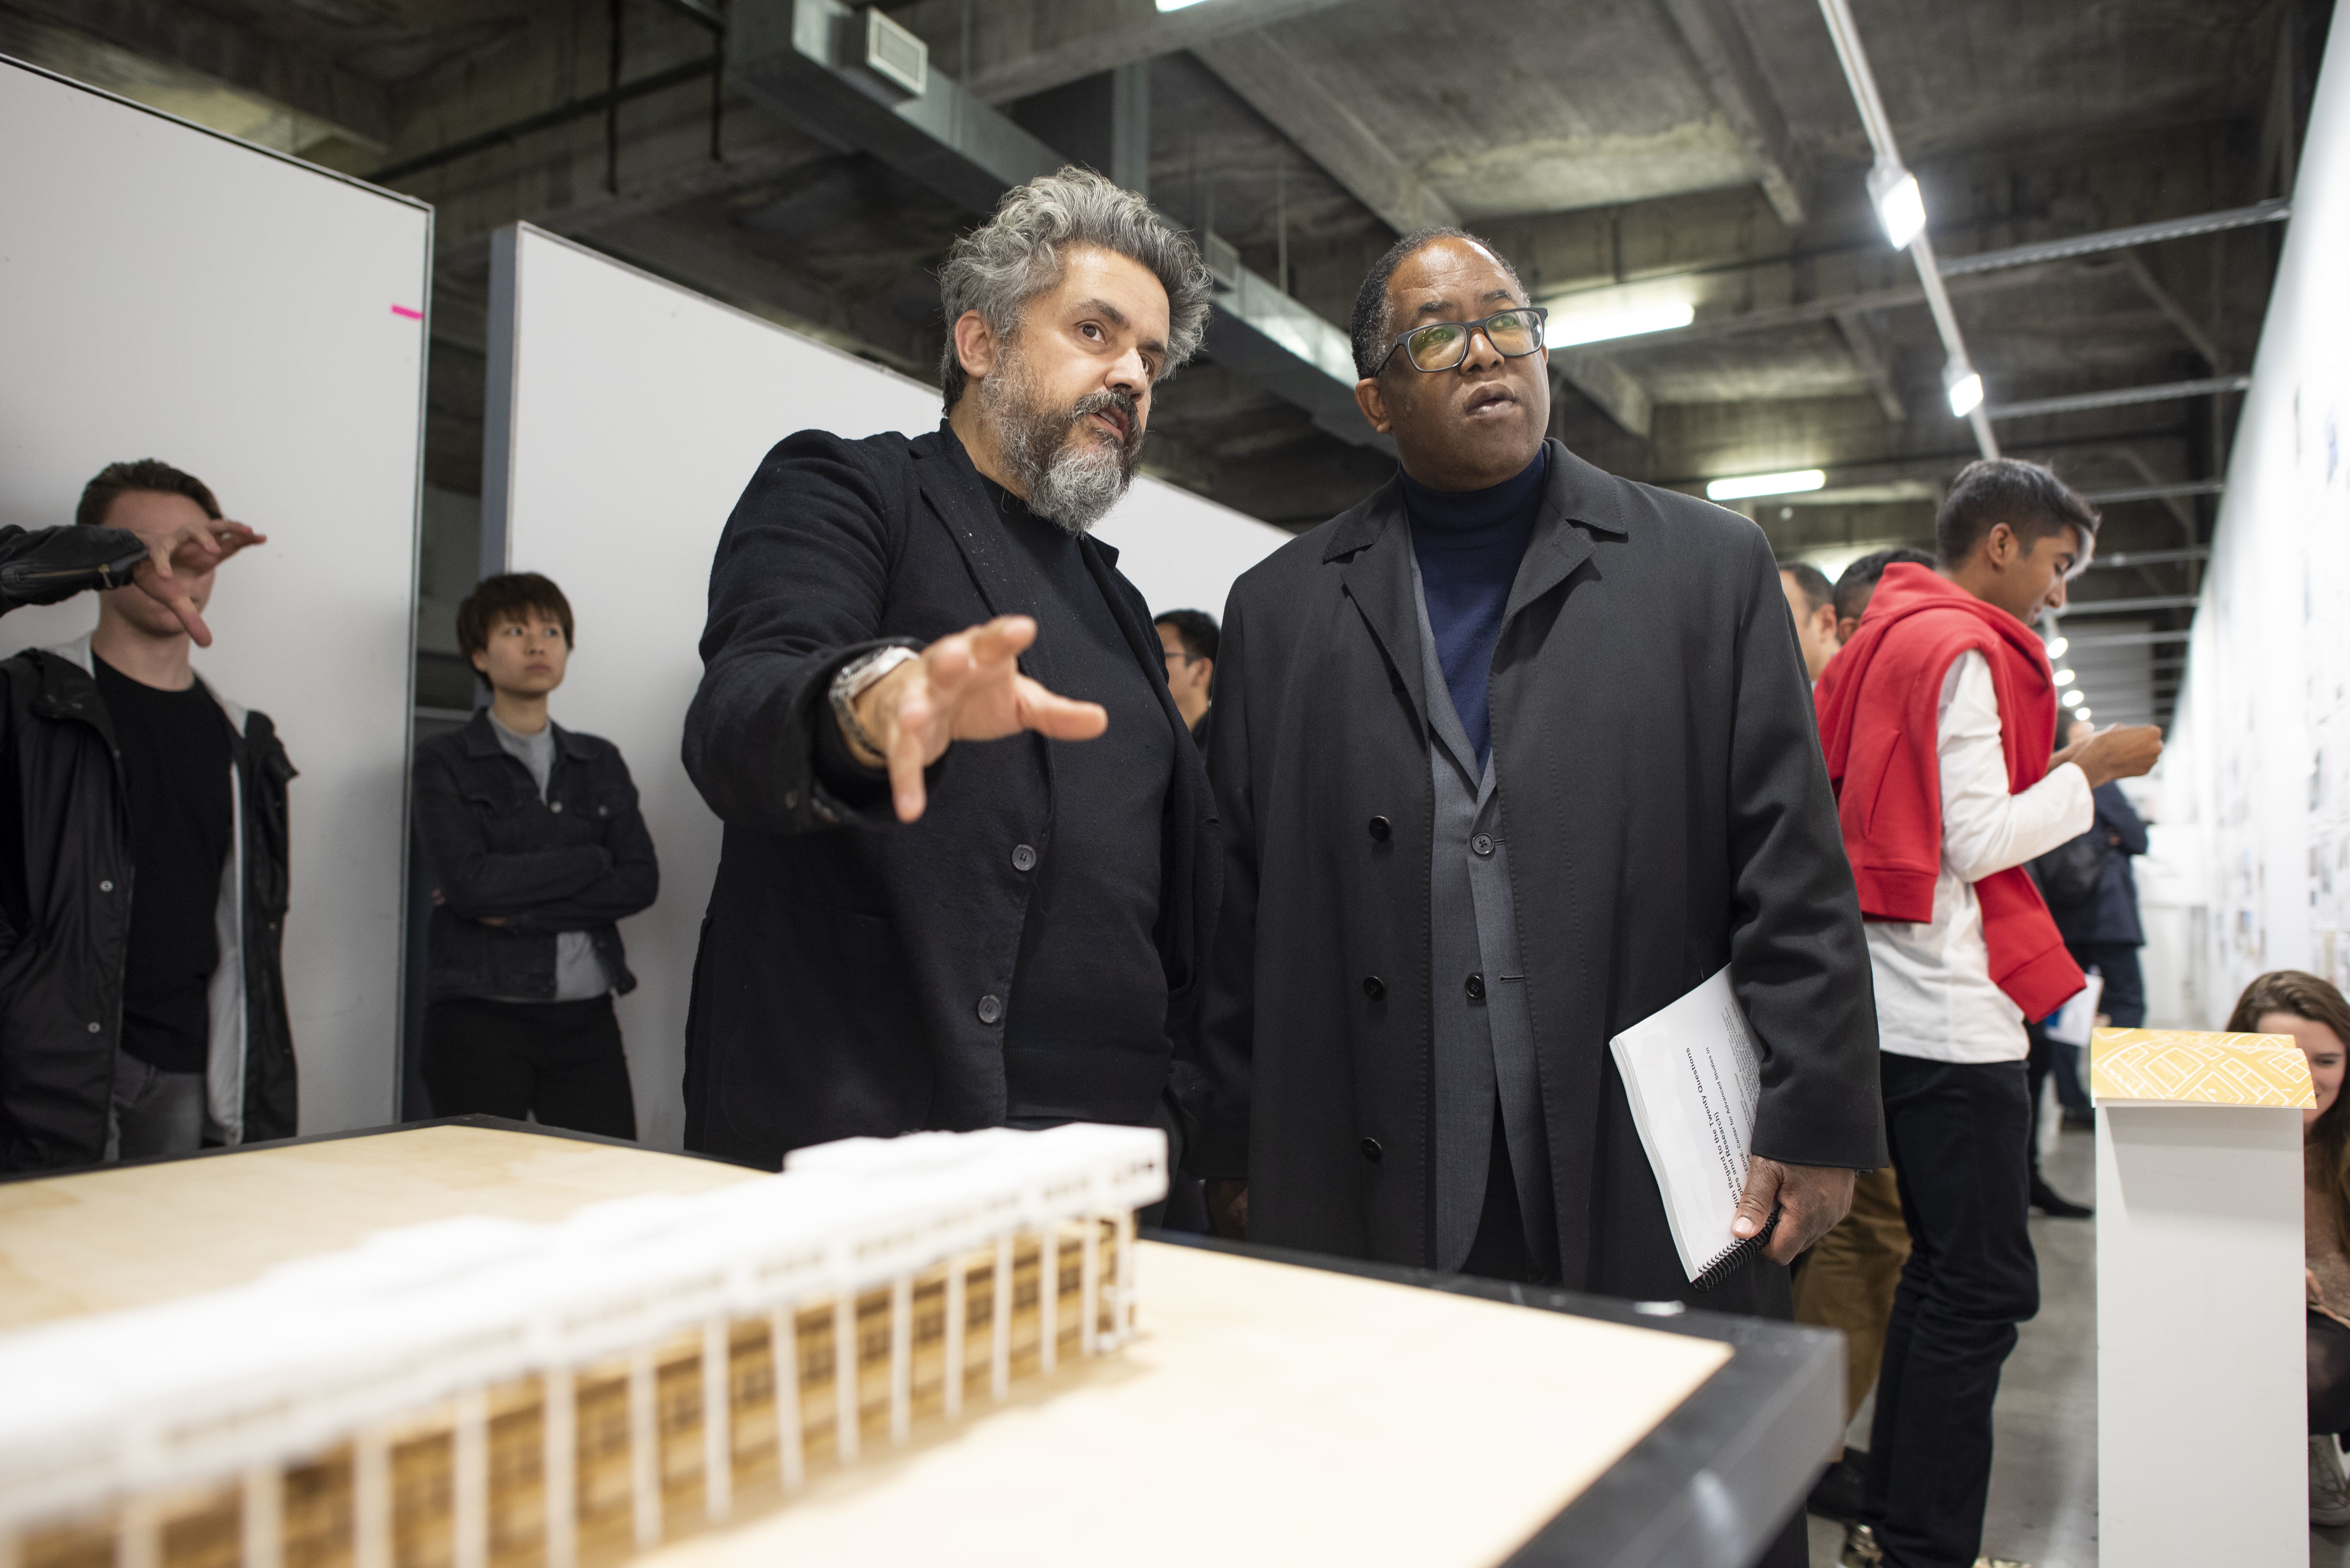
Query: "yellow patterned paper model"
2089 1028 2317 1108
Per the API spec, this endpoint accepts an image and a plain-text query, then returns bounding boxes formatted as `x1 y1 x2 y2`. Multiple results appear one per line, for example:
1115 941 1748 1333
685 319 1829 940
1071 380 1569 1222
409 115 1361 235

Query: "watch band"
829 645 917 763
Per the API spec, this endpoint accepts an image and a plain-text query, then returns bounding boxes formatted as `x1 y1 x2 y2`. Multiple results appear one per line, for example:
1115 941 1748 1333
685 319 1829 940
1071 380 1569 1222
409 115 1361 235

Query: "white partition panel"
0 58 428 1137
490 224 1285 1149
2160 20 2350 1020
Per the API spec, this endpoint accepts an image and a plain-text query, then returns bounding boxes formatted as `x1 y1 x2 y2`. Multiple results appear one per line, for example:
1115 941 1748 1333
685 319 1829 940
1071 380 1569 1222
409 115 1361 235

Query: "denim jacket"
413 713 658 1002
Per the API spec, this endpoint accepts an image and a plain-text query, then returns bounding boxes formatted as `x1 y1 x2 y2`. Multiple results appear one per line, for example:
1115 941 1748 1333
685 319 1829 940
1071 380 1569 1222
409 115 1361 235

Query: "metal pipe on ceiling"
1814 0 1996 458
2055 594 2200 615
2079 482 2225 507
1939 199 2290 276
2060 629 2195 649
1989 376 2251 421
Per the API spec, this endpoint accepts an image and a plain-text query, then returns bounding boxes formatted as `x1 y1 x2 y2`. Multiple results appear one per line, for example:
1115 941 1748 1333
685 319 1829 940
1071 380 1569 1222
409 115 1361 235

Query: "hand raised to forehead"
130 516 269 646
848 615 1107 823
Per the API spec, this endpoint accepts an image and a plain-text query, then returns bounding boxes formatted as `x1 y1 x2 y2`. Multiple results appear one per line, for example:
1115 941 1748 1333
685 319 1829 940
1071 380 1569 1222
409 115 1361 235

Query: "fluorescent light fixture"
2075 708 2092 720
1706 468 1827 502
1867 161 1927 248
2054 668 2076 686
1156 0 1213 9
1944 360 1984 418
2061 689 2085 707
1549 300 1695 348
2046 636 2069 658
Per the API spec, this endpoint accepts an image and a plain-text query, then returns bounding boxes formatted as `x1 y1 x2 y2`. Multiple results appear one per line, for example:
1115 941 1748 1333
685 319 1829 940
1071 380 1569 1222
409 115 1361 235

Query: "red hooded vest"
1812 563 2085 1020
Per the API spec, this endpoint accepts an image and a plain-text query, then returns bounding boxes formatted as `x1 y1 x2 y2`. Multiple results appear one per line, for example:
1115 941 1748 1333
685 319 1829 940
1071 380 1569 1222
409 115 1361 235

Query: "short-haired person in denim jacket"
412 574 659 1137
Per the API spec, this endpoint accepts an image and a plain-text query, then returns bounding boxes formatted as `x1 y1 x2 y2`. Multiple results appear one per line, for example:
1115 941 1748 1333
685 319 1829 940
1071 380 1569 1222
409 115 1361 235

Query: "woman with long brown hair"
2227 969 2350 1525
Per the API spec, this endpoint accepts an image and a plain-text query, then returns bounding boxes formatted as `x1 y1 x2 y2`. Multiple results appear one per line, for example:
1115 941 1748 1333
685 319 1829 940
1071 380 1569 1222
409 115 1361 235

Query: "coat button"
1367 815 1391 842
87 1021 101 1034
1362 976 1385 1000
1011 844 1037 872
550 800 563 812
976 994 1003 1025
1360 1137 1383 1163
1472 833 1494 857
99 880 113 892
1465 973 1486 1002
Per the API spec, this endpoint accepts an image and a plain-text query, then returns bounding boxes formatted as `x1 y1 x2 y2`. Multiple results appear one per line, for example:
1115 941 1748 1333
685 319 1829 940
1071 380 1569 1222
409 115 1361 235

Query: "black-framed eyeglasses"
1377 306 1549 374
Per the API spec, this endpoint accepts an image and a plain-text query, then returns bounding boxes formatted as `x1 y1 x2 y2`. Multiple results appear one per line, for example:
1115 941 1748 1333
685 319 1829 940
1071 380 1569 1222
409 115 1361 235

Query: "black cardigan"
680 424 1219 1169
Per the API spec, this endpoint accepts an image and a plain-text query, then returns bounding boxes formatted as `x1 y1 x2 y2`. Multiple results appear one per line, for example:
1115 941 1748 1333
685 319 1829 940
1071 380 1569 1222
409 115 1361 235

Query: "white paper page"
2044 972 2104 1048
1607 966 1762 1282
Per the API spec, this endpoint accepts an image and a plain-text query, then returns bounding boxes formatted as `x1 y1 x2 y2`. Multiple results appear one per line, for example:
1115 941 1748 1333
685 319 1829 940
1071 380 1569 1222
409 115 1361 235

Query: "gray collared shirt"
1409 546 1558 1278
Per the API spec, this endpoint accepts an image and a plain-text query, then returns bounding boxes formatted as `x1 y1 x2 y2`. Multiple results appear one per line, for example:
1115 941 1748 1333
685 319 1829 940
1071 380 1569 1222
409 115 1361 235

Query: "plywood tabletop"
0 1125 759 1330
0 1126 1733 1567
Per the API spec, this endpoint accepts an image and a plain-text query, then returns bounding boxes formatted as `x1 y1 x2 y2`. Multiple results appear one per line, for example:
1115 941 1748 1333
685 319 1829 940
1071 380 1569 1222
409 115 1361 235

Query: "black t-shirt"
95 655 233 1074
980 479 1177 1126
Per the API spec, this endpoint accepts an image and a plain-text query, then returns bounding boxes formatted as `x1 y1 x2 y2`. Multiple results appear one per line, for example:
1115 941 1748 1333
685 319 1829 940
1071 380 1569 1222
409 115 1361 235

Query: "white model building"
0 1123 1167 1568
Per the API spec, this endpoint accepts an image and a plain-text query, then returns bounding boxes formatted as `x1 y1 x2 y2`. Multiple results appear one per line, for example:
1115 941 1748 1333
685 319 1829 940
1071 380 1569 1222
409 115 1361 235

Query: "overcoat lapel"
1329 486 1431 739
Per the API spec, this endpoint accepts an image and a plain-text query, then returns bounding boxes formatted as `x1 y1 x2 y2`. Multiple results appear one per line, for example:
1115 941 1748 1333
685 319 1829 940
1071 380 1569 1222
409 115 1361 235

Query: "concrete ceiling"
0 0 2335 724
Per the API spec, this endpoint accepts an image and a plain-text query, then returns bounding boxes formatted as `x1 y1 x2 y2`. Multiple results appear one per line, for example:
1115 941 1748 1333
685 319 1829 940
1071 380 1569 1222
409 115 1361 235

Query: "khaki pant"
1792 1164 1912 1425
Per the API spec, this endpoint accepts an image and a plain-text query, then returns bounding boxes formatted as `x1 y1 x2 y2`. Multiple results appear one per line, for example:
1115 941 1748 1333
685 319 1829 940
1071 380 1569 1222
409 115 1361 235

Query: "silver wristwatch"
829 645 917 760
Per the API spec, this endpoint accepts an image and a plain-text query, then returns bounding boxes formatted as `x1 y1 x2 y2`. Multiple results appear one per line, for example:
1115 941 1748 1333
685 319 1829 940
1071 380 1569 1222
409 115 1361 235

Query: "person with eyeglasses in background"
1152 608 1217 749
1186 232 1883 1568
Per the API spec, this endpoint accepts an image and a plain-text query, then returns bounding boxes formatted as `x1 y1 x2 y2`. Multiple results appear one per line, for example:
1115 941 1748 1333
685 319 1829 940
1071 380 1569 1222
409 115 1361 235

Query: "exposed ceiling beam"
1832 309 1905 423
1640 257 2068 346
2080 480 2223 504
1936 198 2290 276
1553 350 1654 438
2063 629 2193 649
888 0 1356 105
5 0 390 145
1987 375 2249 420
2060 594 2200 614
1654 0 1806 226
2120 251 2227 373
1191 30 1459 237
2085 545 2210 568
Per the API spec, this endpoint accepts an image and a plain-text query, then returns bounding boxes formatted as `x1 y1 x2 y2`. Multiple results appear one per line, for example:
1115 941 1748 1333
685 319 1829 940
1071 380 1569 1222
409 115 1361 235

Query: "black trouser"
2313 1310 2350 1436
422 996 638 1141
1866 1054 2039 1568
2066 940 2146 1028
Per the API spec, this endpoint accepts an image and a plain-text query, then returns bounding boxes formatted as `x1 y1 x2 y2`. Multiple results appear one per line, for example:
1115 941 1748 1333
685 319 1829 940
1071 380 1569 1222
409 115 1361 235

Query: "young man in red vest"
1815 459 2161 1568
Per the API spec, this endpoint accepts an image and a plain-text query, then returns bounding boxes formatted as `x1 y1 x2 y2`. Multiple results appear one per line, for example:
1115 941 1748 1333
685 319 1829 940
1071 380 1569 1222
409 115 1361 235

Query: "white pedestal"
2096 1104 2306 1566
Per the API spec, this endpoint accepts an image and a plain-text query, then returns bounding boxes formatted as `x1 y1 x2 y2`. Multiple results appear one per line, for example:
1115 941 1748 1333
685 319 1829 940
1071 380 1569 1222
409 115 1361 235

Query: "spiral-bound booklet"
1609 964 1769 1288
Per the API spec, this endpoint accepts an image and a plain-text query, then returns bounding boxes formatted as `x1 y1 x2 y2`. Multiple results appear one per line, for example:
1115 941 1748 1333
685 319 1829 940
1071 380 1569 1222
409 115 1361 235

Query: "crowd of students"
7 166 2344 1568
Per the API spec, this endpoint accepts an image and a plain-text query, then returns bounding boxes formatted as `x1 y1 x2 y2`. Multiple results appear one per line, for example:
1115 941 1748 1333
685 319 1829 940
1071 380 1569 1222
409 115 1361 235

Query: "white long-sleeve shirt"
1867 651 2094 1064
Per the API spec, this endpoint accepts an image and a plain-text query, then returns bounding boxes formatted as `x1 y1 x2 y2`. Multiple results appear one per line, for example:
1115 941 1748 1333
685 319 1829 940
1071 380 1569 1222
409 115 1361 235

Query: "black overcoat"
680 424 1219 1170
1189 441 1886 1310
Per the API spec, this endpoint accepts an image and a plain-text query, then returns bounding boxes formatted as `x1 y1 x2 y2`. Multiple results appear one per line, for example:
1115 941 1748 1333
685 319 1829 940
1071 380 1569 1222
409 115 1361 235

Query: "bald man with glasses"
1187 234 1882 1544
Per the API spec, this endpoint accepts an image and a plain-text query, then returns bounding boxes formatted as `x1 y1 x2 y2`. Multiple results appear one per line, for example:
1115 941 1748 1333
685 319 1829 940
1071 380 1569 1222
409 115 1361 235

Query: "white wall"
490 225 1286 1149
0 60 428 1135
2158 19 2350 1025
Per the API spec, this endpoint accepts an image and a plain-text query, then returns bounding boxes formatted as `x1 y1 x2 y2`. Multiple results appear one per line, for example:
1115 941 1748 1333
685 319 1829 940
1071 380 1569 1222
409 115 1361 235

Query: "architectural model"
0 1123 1167 1568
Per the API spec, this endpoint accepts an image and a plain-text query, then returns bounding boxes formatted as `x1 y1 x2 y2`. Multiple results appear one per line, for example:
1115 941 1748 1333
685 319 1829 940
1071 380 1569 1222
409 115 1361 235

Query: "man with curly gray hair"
681 169 1224 1185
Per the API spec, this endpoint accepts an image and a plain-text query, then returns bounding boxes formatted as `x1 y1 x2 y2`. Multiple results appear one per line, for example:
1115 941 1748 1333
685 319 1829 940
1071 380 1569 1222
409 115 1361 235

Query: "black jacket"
0 525 147 611
412 713 658 1002
1193 442 1884 1310
2050 780 2148 948
680 424 1219 1170
0 644 297 1172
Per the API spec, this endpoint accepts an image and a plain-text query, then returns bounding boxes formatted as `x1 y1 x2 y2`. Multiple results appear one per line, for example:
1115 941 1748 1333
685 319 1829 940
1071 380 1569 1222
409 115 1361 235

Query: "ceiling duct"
727 0 1386 451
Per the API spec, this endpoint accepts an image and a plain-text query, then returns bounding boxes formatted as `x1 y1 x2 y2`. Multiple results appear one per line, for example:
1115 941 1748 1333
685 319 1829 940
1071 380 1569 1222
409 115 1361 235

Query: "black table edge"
8 1120 1838 1567
1141 1229 1841 1568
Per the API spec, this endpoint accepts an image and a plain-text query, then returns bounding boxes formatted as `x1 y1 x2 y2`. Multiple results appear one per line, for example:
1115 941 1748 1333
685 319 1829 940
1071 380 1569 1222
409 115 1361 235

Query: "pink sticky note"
390 305 423 320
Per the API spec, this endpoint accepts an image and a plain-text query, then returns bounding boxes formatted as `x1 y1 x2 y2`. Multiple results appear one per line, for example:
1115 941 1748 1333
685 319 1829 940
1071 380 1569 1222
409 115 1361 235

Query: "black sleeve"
1724 527 1889 1172
2100 783 2150 856
501 753 662 933
1183 587 1257 1181
0 526 148 614
412 745 612 918
681 431 939 834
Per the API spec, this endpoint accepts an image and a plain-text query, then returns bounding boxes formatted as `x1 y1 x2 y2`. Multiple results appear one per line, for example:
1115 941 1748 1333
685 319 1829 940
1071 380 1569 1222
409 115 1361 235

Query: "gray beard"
980 354 1141 535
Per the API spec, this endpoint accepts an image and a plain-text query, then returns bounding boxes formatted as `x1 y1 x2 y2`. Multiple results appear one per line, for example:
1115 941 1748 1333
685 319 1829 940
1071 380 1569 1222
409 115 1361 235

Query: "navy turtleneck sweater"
1401 445 1549 767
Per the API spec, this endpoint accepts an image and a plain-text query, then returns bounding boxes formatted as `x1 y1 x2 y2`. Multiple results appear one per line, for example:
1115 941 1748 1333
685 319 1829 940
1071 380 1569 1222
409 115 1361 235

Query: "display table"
2093 1029 2313 1567
0 1119 1839 1568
